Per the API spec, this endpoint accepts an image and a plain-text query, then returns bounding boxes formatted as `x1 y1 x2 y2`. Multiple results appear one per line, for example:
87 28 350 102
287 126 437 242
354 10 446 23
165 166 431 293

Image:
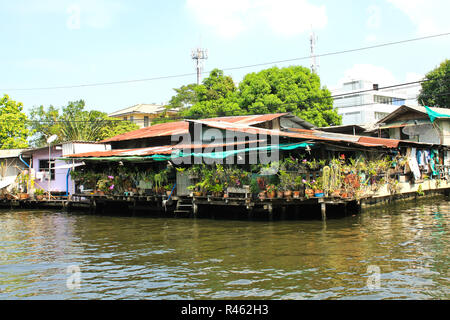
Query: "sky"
0 0 449 114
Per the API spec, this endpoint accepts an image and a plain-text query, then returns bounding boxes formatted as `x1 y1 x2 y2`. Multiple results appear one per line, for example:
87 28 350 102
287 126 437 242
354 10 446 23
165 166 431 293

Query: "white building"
331 79 418 126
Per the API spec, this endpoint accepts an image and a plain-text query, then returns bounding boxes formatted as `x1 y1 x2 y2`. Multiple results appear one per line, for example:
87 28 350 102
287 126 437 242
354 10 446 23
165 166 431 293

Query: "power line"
1 32 449 92
2 91 449 124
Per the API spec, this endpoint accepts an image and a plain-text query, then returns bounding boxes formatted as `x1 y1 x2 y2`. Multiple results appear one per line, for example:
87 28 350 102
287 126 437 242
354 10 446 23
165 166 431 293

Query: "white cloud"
6 0 125 29
386 0 450 35
367 5 381 29
185 0 327 38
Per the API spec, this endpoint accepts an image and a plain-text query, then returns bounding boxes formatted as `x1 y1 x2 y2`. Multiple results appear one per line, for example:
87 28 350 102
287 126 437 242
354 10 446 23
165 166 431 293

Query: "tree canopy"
166 66 341 127
0 95 31 149
418 59 450 109
29 100 139 147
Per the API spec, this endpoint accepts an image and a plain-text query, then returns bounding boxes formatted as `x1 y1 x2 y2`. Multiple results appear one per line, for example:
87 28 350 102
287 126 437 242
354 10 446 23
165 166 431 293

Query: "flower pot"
314 192 324 198
305 189 314 197
284 190 292 198
258 191 266 200
277 191 284 198
293 191 301 199
36 195 44 201
166 191 172 196
193 191 202 197
267 191 276 199
19 193 29 200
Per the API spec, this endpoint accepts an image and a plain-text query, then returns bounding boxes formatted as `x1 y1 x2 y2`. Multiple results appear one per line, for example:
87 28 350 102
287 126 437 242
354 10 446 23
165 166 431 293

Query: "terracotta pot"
19 193 29 200
293 191 301 198
284 190 292 198
36 195 44 201
341 192 348 198
314 189 323 194
305 189 314 197
166 191 172 196
267 191 276 199
258 191 266 200
193 191 202 197
277 191 284 198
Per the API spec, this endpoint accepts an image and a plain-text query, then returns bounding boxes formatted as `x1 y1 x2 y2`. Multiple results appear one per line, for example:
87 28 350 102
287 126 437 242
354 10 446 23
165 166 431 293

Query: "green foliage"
170 66 341 127
0 95 31 149
418 59 450 108
28 100 139 147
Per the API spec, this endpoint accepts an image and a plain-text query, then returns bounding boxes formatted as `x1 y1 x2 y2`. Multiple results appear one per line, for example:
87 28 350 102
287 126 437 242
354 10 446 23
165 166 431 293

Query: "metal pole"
48 144 51 200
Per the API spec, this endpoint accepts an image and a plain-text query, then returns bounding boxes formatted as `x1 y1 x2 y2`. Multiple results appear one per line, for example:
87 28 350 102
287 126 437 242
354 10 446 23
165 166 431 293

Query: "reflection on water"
0 197 448 300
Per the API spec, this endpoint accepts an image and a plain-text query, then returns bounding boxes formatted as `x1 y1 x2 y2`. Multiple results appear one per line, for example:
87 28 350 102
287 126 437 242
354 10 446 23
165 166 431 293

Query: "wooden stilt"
321 202 326 220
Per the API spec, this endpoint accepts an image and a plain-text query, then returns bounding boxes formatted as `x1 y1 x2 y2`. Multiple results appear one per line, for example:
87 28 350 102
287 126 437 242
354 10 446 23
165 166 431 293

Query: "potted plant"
210 183 224 197
303 179 315 198
153 169 169 195
164 183 174 196
293 176 305 198
266 184 276 199
312 178 324 198
34 188 45 201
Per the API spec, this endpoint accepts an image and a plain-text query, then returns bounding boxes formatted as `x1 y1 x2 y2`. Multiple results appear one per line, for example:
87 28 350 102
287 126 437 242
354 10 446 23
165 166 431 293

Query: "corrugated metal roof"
101 121 189 143
204 113 287 125
65 140 264 158
0 149 29 159
357 136 400 148
100 113 290 143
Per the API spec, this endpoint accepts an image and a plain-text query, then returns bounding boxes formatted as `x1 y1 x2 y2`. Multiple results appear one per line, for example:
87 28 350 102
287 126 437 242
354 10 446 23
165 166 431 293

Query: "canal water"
0 197 448 300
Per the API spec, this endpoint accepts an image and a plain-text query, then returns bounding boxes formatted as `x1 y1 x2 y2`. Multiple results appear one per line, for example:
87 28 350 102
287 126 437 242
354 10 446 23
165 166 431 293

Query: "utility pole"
191 48 208 85
310 30 318 74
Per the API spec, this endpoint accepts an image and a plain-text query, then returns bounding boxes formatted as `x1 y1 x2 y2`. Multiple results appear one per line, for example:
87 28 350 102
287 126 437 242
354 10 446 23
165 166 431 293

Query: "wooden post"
321 202 326 221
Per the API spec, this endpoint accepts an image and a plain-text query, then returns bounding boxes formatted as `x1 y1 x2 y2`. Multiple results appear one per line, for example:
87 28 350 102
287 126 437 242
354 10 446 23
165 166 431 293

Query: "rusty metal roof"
100 113 289 143
65 140 264 158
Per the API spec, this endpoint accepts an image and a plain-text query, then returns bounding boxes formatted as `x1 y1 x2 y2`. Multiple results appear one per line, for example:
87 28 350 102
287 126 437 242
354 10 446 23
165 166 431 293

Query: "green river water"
0 196 448 300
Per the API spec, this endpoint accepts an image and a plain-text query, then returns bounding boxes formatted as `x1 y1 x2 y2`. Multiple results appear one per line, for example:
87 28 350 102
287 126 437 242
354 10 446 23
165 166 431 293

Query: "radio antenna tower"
310 30 319 74
191 47 208 85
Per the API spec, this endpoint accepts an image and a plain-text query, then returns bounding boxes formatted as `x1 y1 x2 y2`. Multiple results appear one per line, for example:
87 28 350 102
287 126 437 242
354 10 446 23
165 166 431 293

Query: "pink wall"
31 146 74 194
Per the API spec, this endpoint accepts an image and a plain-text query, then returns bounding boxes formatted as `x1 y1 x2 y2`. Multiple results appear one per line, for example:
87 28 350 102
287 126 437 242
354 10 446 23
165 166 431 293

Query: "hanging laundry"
416 149 423 166
410 148 421 180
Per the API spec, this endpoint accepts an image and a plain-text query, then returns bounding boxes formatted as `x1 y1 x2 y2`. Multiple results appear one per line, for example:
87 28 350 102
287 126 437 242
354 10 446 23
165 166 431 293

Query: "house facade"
108 103 177 128
21 142 111 195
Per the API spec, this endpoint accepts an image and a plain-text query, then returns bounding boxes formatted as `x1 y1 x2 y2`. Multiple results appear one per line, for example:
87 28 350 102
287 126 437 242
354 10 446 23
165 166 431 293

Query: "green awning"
59 142 314 162
425 106 450 123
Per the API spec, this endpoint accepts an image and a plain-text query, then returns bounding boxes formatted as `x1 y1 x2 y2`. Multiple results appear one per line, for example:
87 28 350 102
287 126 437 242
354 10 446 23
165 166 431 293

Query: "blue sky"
0 0 449 114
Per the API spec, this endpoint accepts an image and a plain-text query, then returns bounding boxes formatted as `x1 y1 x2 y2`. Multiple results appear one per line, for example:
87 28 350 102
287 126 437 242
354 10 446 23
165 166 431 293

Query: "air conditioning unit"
36 171 50 181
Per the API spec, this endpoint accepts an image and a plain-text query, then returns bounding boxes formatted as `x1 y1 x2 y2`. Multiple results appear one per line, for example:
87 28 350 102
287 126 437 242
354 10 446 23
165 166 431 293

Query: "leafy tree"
29 100 139 146
418 59 450 108
238 66 340 127
0 94 31 149
169 66 341 127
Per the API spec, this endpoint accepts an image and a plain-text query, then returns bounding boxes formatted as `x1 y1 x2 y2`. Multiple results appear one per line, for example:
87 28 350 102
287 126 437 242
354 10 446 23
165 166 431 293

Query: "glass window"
39 159 55 180
144 116 149 127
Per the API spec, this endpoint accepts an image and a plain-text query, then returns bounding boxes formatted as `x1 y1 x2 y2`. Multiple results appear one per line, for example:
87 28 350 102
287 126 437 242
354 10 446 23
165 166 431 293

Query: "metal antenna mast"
191 48 208 85
310 30 319 74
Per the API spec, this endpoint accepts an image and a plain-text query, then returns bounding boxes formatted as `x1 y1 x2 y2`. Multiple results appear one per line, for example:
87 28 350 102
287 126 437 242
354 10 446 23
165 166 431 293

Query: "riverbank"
1 182 449 220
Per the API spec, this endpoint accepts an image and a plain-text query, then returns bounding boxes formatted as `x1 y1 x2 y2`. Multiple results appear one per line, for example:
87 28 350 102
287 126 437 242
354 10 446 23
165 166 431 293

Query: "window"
39 159 55 180
130 116 134 123
375 112 390 120
123 116 127 121
144 116 149 127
